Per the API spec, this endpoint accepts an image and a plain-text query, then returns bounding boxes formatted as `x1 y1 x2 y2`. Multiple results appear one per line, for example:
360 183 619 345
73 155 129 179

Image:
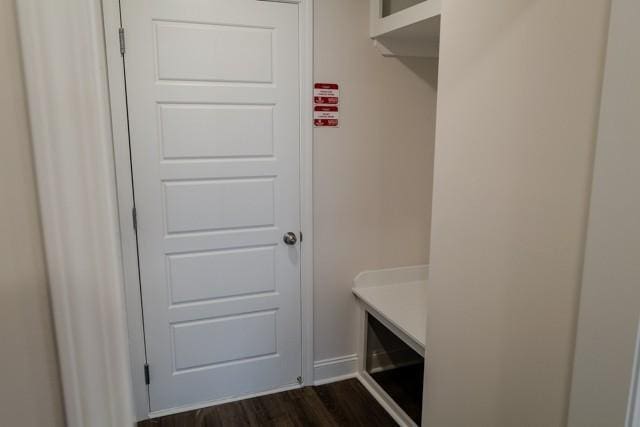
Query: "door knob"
283 232 298 246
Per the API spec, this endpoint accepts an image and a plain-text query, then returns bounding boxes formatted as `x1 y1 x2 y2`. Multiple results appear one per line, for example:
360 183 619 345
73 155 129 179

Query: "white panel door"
121 0 302 412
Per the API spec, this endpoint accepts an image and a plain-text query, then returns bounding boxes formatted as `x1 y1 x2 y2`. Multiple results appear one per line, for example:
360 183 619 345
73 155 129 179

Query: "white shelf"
370 0 441 58
353 265 428 354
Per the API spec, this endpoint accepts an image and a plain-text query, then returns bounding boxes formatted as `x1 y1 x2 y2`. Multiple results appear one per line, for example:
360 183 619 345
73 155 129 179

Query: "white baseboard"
313 354 358 385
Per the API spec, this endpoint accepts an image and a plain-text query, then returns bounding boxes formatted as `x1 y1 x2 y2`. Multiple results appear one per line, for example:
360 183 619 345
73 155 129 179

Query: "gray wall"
423 1 611 425
0 0 65 425
569 0 640 424
313 0 438 363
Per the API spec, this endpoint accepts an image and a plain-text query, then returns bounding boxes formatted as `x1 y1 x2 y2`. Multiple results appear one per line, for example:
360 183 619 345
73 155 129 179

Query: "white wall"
423 1 611 425
0 0 65 425
568 0 640 424
313 0 437 368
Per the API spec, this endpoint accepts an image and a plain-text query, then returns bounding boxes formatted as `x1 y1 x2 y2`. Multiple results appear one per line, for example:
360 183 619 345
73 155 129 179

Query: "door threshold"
146 382 302 420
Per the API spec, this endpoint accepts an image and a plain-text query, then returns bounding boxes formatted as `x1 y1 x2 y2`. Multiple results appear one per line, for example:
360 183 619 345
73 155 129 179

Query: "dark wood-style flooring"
138 379 397 427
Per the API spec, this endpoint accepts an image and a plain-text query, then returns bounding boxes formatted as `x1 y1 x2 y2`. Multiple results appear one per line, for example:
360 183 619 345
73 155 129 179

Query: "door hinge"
118 27 126 55
297 376 303 385
144 363 150 385
132 207 137 232
300 231 303 242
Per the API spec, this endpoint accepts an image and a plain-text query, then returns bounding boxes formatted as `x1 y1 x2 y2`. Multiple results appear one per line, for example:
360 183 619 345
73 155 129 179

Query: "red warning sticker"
314 83 340 105
314 83 339 127
314 105 339 127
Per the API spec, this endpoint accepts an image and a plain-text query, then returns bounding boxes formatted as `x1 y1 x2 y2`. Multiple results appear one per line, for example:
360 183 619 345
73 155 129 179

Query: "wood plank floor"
138 379 397 427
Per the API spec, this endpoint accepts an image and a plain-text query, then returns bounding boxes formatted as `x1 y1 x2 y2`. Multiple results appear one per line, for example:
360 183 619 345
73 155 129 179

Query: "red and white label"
314 83 339 105
314 105 339 127
314 83 339 127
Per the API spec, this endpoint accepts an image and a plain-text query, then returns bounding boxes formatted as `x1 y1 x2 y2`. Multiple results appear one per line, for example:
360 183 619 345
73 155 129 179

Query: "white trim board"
299 0 316 391
18 0 314 424
313 354 359 385
16 1 135 425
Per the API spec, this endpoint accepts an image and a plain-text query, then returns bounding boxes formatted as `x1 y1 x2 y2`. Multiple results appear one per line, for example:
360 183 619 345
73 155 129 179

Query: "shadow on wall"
399 57 439 88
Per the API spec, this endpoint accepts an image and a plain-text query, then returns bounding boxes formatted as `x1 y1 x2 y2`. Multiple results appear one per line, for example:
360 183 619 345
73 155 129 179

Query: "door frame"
103 0 315 419
17 0 314 423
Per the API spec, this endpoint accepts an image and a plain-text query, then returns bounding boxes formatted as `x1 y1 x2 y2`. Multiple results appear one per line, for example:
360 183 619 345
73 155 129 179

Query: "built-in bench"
353 265 428 426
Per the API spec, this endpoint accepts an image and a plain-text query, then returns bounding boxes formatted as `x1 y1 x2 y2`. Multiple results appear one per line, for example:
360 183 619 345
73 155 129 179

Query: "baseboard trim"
313 354 358 385
314 372 358 386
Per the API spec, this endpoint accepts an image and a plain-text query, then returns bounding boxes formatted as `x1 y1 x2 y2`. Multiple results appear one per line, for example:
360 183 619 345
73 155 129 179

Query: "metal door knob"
283 232 298 246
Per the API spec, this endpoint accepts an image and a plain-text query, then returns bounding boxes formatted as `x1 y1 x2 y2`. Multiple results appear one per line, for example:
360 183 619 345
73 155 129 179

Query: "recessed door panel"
159 104 275 159
163 178 275 233
154 21 274 83
167 246 276 304
172 310 277 371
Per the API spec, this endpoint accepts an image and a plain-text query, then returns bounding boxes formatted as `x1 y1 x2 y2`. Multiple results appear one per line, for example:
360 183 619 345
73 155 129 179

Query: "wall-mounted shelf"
370 0 441 58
